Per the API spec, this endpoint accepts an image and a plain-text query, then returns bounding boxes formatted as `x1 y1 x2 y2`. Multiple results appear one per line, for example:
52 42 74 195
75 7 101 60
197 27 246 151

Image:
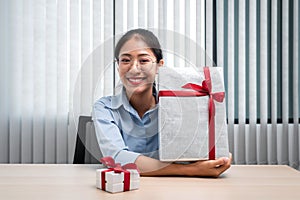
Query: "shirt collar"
107 85 158 111
107 87 127 109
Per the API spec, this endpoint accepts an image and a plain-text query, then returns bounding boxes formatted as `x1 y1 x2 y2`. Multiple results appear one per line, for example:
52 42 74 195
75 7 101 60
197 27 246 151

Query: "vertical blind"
0 0 115 163
0 0 206 163
215 0 299 168
0 0 299 167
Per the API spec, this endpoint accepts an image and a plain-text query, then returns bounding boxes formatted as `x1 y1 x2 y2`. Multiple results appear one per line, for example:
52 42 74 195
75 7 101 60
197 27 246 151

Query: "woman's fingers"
205 157 229 168
205 155 232 177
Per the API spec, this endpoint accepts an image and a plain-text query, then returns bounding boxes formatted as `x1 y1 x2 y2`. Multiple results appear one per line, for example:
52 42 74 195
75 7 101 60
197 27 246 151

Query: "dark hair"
114 29 163 63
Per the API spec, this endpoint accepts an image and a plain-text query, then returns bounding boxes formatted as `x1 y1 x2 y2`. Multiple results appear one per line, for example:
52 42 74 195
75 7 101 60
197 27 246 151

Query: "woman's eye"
120 59 131 64
140 59 151 64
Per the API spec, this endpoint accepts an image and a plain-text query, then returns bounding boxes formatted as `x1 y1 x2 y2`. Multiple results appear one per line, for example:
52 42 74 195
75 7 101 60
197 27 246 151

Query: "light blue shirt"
92 87 159 165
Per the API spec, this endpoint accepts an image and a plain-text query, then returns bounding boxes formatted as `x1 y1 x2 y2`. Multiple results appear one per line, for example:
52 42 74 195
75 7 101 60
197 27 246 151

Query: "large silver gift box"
158 66 229 161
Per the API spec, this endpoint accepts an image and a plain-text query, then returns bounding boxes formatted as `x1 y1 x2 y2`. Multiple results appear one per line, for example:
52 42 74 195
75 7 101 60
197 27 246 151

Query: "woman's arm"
135 154 232 177
94 96 231 177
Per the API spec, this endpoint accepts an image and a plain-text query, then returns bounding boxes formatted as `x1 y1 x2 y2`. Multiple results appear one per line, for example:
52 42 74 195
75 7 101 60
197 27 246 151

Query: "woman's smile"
126 76 147 85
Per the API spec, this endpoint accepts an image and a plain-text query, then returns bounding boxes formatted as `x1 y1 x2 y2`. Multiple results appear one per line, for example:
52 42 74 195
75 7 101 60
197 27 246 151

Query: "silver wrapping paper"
158 67 229 161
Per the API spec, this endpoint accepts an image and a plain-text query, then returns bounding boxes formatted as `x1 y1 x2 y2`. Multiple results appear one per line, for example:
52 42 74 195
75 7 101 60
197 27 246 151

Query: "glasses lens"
117 56 156 72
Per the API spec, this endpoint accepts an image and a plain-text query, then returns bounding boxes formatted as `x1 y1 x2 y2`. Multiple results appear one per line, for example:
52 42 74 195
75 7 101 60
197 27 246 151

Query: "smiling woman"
115 29 164 105
92 28 231 177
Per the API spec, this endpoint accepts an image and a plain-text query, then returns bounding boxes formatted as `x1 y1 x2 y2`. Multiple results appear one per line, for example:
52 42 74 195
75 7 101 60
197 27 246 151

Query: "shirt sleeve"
92 98 141 165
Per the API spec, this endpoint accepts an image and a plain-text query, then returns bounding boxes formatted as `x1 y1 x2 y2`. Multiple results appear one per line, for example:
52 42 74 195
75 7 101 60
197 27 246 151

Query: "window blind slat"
147 0 154 28
216 0 224 69
270 0 279 165
127 0 135 29
148 0 159 31
115 0 125 35
114 0 124 93
68 0 81 163
174 0 184 68
258 0 268 164
158 0 167 56
292 0 299 168
56 0 68 163
0 0 9 163
293 1 299 123
138 0 146 27
280 0 289 165
92 0 104 98
227 0 235 162
166 0 174 68
238 0 246 125
185 0 191 68
248 0 258 164
45 0 58 163
9 0 23 163
21 0 34 163
33 0 46 164
189 0 197 68
196 0 205 70
80 0 93 116
103 0 114 96
205 0 213 65
237 0 246 164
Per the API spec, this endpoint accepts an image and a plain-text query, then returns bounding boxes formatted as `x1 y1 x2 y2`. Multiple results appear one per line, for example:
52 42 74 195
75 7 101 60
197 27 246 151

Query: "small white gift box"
96 157 140 193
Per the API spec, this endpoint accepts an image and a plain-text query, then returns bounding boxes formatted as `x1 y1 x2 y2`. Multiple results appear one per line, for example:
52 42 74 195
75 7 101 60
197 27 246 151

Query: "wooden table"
0 164 299 199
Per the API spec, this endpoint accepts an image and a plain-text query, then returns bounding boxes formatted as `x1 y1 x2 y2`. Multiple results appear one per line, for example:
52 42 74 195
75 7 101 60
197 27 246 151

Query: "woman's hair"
114 29 163 63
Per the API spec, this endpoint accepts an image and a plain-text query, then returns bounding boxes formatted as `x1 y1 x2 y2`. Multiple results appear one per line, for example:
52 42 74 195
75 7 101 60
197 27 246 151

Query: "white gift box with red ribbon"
96 157 140 193
158 66 229 161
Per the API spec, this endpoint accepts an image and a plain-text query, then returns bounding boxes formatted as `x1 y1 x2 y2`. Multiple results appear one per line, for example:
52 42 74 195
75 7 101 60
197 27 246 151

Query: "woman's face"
117 37 163 96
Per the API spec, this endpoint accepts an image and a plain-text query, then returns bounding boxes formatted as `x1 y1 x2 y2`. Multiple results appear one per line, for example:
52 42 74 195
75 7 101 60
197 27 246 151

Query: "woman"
92 28 231 177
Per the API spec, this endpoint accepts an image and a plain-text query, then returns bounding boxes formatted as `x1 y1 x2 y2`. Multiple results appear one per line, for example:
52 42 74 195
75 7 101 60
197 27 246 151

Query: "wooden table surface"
0 164 299 200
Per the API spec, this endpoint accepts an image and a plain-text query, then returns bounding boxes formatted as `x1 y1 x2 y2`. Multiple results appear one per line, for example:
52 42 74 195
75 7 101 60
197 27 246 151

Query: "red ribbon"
100 157 138 192
158 67 225 160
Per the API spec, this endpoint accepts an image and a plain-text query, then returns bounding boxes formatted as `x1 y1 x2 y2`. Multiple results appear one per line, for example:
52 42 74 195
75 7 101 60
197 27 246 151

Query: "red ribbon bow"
158 67 225 160
100 156 139 191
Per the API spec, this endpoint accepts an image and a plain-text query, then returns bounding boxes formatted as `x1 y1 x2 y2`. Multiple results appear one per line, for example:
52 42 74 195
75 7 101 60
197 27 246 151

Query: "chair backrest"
73 116 102 164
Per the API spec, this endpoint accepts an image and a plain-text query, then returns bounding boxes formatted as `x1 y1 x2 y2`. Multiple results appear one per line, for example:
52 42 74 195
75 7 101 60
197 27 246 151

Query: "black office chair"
73 116 102 164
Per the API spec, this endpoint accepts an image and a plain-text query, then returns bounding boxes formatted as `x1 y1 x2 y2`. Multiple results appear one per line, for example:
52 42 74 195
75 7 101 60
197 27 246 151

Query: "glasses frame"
115 56 157 71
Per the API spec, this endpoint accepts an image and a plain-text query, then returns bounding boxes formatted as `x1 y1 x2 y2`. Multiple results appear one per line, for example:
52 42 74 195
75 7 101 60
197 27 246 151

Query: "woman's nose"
131 60 141 70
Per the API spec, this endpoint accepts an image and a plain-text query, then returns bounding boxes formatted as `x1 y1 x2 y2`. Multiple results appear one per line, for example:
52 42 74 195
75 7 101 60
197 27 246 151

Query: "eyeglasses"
116 56 157 71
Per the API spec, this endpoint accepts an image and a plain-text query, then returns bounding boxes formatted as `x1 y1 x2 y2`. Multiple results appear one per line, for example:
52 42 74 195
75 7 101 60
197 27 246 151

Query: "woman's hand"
136 153 232 177
184 153 232 177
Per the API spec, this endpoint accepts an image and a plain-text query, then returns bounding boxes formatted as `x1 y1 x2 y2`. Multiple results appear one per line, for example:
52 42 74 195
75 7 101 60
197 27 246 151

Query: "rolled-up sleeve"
92 98 141 165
